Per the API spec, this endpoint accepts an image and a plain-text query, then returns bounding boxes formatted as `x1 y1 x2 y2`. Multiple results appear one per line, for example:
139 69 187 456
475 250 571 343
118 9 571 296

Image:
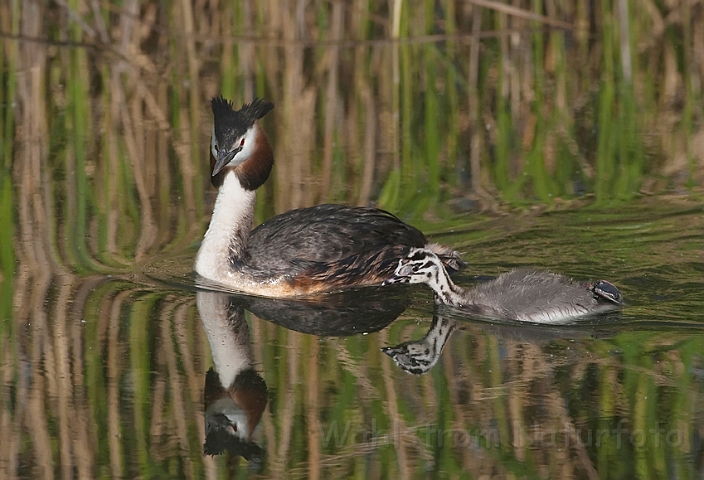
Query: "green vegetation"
1 1 702 273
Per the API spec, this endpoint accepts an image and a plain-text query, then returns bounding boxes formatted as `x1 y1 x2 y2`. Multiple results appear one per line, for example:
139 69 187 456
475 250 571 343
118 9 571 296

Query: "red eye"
240 138 245 147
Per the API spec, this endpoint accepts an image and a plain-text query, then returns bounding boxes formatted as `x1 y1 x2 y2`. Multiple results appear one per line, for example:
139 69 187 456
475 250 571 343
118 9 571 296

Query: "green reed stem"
443 0 459 183
0 2 18 328
130 295 157 478
424 47 441 198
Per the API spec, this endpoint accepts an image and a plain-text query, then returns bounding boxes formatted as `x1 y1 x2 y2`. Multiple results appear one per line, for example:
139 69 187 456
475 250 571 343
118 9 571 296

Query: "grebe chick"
389 248 623 324
194 98 462 297
382 314 456 375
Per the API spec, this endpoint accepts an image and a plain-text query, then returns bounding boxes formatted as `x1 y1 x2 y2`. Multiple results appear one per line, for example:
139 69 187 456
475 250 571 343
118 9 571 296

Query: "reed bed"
1 0 703 275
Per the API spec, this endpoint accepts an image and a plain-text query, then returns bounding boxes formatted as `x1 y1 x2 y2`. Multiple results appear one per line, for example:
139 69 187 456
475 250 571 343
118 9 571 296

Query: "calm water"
4 199 703 479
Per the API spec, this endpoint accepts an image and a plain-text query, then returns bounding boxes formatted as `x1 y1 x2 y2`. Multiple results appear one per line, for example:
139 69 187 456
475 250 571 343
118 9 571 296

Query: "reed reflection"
197 287 411 461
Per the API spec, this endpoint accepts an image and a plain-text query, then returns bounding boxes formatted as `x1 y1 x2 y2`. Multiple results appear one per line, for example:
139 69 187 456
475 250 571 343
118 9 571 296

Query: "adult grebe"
388 248 623 323
194 97 462 297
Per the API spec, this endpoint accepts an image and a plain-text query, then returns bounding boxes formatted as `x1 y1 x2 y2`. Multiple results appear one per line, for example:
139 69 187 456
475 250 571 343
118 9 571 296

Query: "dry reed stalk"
54 278 75 479
99 5 155 259
617 0 632 84
178 0 202 167
15 0 56 276
68 281 101 479
27 372 55 480
174 301 206 408
320 0 343 201
144 86 177 249
120 99 158 259
343 95 360 202
250 315 280 477
548 386 600 479
379 328 410 479
174 102 201 231
0 348 19 477
130 94 147 188
518 2 535 151
346 0 379 205
148 377 167 461
335 338 376 402
276 0 318 211
506 344 525 462
469 0 572 30
468 4 484 196
174 300 218 480
173 300 218 476
160 298 197 479
24 269 55 480
358 85 377 205
269 329 302 477
376 47 396 194
240 0 255 102
305 337 321 480
390 0 402 175
441 339 474 472
104 85 121 259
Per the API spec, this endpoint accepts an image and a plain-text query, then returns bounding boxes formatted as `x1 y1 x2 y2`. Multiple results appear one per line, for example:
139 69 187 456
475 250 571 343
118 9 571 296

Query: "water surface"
4 200 703 479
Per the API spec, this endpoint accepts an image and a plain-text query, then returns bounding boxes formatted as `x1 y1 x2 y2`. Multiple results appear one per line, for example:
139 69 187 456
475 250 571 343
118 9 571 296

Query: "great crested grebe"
194 97 463 297
388 248 623 323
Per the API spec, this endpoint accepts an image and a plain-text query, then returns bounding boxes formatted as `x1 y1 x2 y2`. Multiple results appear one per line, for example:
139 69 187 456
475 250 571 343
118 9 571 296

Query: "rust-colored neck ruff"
235 124 273 191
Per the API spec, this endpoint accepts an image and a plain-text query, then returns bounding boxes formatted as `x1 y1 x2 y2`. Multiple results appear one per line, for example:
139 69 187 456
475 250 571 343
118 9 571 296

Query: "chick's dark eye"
240 138 245 147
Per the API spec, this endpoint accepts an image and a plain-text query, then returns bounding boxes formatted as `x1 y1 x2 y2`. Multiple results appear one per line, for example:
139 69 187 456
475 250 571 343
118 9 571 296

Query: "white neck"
195 171 256 281
197 291 253 388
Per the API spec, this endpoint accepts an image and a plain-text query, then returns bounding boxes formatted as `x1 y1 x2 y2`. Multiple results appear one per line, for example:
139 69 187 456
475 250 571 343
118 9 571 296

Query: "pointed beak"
212 147 241 177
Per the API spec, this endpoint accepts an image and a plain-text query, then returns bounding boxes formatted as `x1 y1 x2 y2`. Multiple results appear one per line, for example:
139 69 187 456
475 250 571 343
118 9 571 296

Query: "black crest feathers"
211 97 274 142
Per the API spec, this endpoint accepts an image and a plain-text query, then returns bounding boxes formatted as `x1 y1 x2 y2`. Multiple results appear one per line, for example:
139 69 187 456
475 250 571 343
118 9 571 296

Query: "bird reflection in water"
199 291 267 461
382 307 622 375
197 287 410 460
381 314 457 376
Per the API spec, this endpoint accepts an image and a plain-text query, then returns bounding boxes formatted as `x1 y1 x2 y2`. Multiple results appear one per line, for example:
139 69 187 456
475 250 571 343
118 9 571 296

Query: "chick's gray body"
461 269 606 322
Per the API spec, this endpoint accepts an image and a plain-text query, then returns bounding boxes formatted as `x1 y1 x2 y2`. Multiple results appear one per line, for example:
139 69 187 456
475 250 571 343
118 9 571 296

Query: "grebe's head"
210 97 274 190
388 248 444 285
589 279 624 305
203 367 267 459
